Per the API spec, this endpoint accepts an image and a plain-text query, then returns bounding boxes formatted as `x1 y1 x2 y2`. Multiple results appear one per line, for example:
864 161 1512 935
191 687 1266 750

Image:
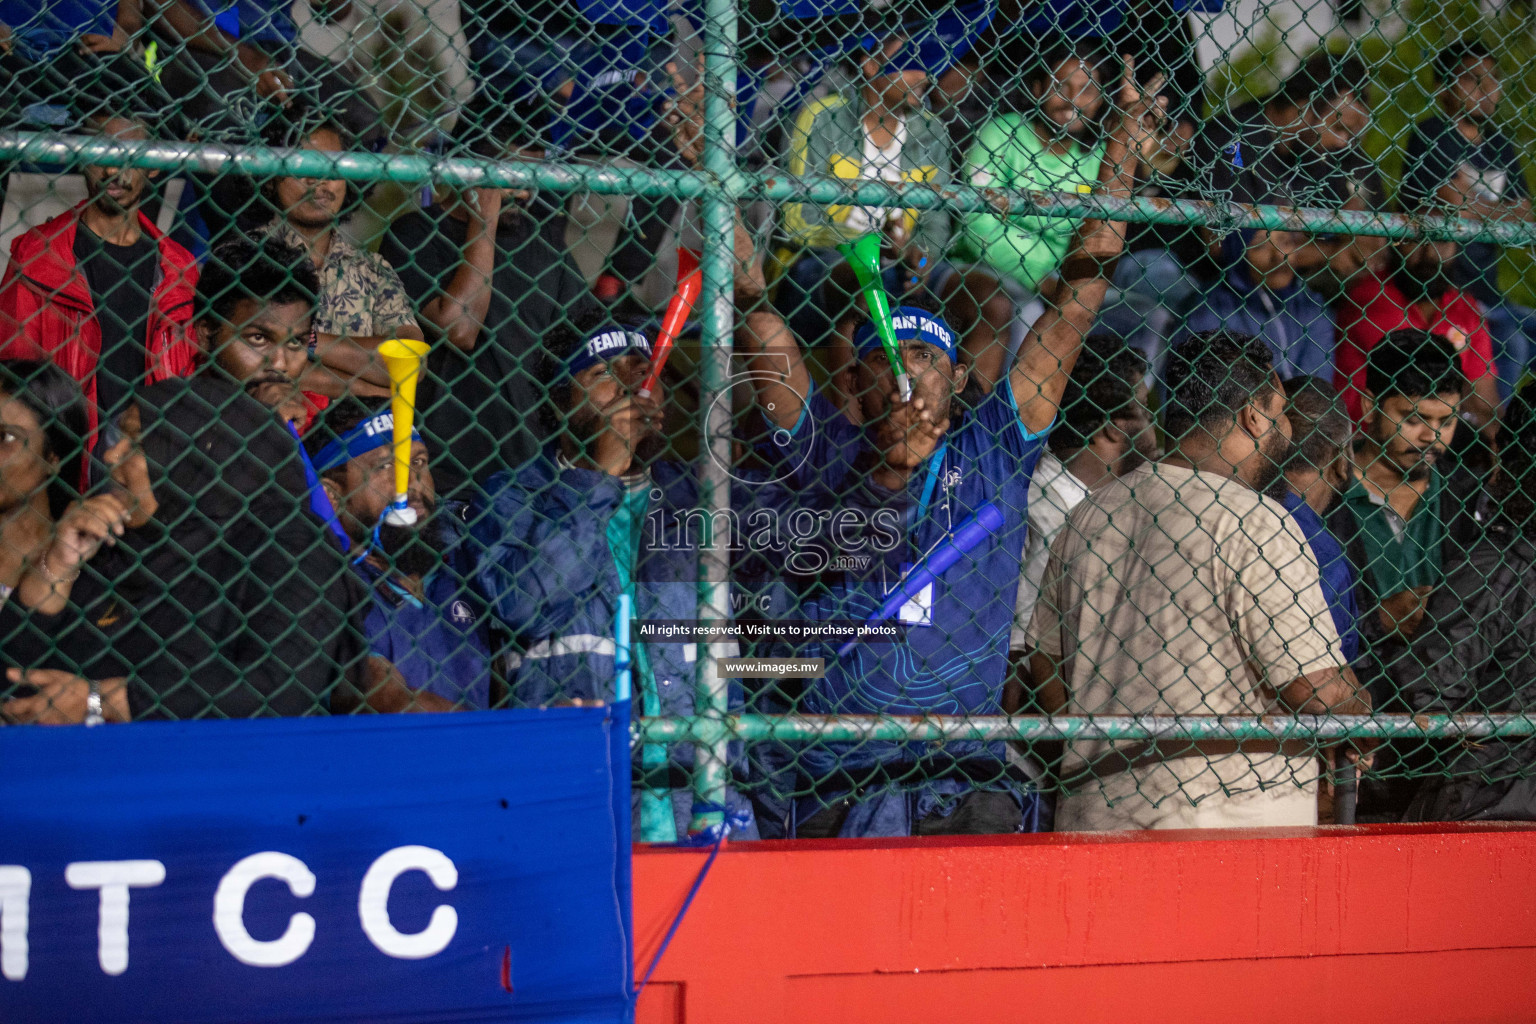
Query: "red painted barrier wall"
633 824 1536 1023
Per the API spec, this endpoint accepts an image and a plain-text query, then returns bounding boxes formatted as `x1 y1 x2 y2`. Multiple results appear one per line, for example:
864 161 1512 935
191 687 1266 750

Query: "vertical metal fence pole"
689 0 740 836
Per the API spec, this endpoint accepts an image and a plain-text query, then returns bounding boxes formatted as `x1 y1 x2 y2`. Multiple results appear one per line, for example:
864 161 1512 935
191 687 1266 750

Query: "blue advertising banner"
0 707 634 1024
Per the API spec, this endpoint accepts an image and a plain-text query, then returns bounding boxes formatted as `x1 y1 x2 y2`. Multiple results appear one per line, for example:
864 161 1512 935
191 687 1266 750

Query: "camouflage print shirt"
264 220 419 339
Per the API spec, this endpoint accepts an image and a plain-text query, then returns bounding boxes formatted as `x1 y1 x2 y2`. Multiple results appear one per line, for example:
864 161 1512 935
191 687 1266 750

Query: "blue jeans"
1482 300 1536 401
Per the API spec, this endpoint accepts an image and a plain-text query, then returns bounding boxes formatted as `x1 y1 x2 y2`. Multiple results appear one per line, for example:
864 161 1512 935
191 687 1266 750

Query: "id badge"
896 563 934 626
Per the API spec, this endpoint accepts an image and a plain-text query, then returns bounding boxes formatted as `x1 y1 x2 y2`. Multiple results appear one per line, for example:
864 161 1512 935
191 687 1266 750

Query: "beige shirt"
1028 463 1345 795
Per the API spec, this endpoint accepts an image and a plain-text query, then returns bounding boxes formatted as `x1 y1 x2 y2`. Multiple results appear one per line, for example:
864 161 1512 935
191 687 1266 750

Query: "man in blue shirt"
732 59 1156 836
1276 376 1362 663
1181 229 1336 382
470 321 772 841
307 397 492 710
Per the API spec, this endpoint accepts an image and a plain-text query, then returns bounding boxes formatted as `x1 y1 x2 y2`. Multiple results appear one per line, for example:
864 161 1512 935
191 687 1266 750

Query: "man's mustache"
244 373 293 391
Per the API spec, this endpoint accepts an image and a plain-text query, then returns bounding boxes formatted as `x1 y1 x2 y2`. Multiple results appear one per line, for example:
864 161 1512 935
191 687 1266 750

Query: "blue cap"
312 411 423 472
852 306 959 363
566 326 654 378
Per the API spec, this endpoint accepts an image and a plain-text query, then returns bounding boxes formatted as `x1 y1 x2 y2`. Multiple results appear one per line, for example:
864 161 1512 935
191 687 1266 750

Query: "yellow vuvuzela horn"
376 337 431 526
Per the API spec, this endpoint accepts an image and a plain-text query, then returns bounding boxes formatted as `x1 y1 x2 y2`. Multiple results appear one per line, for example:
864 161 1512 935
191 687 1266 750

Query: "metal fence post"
689 0 741 837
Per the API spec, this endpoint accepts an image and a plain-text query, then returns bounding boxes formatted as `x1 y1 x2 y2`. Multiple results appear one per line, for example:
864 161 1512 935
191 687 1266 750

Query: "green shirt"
1339 468 1448 598
952 115 1104 292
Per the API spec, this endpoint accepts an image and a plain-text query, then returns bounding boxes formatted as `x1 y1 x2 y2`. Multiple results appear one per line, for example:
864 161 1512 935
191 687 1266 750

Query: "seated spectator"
0 0 178 131
307 398 490 710
1401 40 1534 396
1330 331 1486 685
1391 438 1536 821
1030 331 1369 830
733 63 1155 837
148 0 382 146
255 107 424 400
379 101 598 498
1277 375 1361 663
1194 51 1385 294
0 114 200 459
1179 228 1335 381
0 360 136 725
291 0 473 144
1008 341 1152 658
0 237 452 722
778 18 954 357
1336 194 1500 429
0 238 381 722
470 319 766 841
953 36 1107 298
461 0 594 142
0 361 94 611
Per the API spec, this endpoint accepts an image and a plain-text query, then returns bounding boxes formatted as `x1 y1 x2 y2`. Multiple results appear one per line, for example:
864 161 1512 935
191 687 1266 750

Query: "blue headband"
565 326 654 378
852 307 959 363
312 411 423 472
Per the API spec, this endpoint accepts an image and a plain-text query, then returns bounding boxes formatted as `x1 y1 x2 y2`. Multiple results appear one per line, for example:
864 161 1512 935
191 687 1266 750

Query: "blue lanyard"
287 421 351 553
379 571 425 611
914 443 949 524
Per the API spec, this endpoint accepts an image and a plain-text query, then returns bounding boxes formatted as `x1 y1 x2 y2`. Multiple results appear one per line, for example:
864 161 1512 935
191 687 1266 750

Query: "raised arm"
142 0 294 99
1010 58 1163 436
732 216 813 431
413 190 502 353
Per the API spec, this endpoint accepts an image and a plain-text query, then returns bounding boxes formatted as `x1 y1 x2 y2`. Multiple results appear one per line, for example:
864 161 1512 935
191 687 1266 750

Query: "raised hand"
663 59 708 168
1113 55 1169 153
1071 55 1163 272
589 394 663 477
41 494 131 584
873 392 949 488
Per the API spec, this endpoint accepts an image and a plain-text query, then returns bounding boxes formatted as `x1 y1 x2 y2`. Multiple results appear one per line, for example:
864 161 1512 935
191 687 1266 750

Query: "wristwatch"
85 678 104 727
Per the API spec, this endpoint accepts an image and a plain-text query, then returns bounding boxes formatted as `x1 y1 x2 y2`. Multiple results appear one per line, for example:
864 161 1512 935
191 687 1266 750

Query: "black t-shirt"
0 376 372 719
1194 102 1383 210
379 202 597 498
1402 115 1530 304
74 227 157 422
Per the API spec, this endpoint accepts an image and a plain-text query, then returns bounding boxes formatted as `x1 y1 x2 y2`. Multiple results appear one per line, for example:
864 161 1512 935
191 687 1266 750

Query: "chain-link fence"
2 0 1536 840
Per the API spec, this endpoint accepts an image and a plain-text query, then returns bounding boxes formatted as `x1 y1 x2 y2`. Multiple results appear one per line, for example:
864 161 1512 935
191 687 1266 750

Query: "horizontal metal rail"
6 131 1536 245
636 713 1536 744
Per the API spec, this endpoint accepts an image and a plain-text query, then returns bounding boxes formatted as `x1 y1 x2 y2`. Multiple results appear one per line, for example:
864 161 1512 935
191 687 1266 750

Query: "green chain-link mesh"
2 0 1536 837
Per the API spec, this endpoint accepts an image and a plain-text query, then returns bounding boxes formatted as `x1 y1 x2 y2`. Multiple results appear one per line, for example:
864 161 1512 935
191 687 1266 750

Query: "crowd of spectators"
2 1 1536 838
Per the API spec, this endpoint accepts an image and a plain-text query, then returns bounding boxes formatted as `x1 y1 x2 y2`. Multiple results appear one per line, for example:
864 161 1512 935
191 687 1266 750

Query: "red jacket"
1337 273 1495 423
0 203 202 441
